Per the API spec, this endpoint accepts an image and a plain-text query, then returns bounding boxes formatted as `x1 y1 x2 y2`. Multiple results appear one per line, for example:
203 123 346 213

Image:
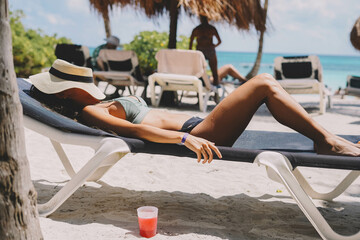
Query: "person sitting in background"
29 60 360 164
92 35 126 99
92 35 120 70
189 15 222 86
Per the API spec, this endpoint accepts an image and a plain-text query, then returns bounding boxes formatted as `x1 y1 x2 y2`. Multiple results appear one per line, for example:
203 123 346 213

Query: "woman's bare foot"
315 136 360 156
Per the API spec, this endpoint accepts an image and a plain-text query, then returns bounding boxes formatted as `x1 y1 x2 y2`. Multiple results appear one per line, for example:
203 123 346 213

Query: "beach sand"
25 89 360 240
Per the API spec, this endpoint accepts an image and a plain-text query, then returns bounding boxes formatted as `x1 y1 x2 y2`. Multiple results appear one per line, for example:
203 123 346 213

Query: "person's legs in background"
218 64 247 83
208 54 219 86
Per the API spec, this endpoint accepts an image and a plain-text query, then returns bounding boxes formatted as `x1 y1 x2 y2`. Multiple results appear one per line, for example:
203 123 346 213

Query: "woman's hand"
183 134 222 164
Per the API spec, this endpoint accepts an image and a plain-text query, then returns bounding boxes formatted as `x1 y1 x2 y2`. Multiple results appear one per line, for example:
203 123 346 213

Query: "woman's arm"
82 106 222 163
213 27 222 48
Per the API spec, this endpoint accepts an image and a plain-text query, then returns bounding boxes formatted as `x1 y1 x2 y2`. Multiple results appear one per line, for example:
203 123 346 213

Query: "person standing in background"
189 16 222 86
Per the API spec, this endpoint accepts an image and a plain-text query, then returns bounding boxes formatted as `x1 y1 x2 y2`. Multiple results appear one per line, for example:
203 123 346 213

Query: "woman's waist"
141 110 191 130
196 45 216 51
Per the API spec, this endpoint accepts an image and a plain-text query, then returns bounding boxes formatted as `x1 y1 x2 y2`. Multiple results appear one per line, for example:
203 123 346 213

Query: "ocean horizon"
216 51 360 92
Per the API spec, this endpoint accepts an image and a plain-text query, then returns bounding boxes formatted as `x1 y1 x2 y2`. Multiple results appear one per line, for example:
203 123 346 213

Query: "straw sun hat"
30 59 105 100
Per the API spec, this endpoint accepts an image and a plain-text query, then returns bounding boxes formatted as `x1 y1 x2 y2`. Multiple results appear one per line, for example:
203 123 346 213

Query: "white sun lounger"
93 49 147 97
274 55 332 114
344 75 360 97
148 49 220 112
18 78 360 239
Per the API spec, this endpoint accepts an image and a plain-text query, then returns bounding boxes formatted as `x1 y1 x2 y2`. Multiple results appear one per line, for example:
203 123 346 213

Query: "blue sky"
9 0 360 56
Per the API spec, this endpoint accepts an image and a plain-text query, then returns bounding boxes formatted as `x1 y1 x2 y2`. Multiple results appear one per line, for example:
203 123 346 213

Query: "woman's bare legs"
208 54 219 85
191 73 360 156
218 64 247 82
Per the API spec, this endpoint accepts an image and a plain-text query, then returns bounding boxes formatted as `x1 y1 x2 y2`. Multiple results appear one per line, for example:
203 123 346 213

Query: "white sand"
25 92 360 240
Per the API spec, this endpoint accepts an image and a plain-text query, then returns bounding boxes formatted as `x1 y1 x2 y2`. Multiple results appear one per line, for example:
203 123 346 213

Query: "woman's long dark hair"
30 85 83 120
29 85 121 136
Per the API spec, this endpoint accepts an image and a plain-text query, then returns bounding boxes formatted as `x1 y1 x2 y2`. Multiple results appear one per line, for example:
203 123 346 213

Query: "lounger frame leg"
103 82 110 94
255 151 360 240
319 87 325 114
38 138 129 217
293 168 360 200
148 75 159 107
156 89 164 107
327 94 333 109
198 87 205 112
24 116 132 217
50 140 76 178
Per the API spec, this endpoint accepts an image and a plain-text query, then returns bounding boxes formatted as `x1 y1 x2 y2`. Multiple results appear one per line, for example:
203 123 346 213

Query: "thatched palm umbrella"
89 0 171 46
89 0 267 49
89 0 131 38
180 0 266 32
350 17 360 51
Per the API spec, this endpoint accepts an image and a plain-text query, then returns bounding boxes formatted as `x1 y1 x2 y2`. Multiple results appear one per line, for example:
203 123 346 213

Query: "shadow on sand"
34 180 360 240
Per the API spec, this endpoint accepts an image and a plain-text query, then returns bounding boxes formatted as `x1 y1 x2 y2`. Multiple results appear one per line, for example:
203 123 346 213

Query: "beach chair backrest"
155 49 208 79
274 55 322 81
97 49 138 73
55 44 91 68
348 75 360 88
345 75 360 96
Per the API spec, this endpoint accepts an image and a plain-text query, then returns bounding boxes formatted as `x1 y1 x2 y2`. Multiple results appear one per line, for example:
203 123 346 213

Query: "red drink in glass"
137 206 158 238
138 216 157 238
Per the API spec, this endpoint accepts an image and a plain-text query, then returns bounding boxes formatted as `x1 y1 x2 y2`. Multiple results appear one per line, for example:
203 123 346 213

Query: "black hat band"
49 67 93 83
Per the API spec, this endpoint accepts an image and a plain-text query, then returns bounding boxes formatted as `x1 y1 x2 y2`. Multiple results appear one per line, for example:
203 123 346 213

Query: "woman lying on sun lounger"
29 59 360 163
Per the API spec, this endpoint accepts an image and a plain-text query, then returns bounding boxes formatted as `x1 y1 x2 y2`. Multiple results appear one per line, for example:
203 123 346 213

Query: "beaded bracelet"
181 133 189 144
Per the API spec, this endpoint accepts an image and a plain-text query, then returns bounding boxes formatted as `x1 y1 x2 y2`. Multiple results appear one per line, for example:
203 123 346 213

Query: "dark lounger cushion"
108 59 133 71
349 76 360 88
55 43 86 67
281 62 313 79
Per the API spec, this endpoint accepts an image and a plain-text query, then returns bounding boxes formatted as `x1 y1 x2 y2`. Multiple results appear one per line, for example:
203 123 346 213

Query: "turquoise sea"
217 51 360 93
90 47 360 93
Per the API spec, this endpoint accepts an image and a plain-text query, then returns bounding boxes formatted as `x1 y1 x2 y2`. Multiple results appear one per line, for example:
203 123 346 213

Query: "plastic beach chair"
273 55 332 114
148 49 221 112
18 78 360 240
93 49 147 97
55 43 92 68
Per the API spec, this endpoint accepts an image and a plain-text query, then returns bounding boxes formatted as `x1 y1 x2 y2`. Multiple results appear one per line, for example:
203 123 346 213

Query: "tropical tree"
246 0 269 79
168 0 179 49
123 30 190 75
0 0 43 238
88 0 113 38
10 10 71 77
